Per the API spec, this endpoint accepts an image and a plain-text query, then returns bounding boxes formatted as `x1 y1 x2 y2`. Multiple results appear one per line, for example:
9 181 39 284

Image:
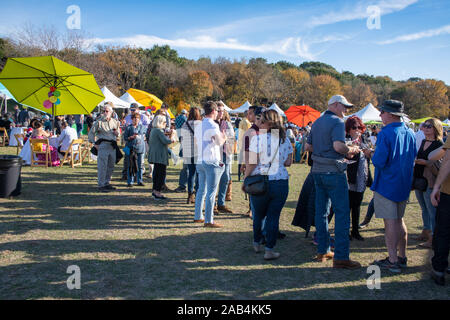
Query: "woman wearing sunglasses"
344 116 373 241
413 118 444 248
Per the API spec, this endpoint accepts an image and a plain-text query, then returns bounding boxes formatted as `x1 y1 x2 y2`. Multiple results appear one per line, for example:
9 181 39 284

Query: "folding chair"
300 151 309 164
14 133 25 155
81 137 93 164
0 127 9 147
60 139 83 168
30 138 51 167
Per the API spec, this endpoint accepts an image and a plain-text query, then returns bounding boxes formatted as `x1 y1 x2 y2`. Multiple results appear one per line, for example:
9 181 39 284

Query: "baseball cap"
328 95 353 108
181 109 188 114
130 103 139 110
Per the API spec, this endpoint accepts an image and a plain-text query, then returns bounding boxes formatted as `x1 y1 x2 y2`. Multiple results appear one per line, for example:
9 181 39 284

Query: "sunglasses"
423 124 433 129
352 126 363 130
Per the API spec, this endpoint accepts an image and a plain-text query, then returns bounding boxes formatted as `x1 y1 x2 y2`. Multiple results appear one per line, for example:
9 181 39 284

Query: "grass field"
0 145 448 300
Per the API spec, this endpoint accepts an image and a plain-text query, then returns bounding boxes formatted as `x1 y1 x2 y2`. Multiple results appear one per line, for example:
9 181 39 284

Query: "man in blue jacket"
371 100 416 273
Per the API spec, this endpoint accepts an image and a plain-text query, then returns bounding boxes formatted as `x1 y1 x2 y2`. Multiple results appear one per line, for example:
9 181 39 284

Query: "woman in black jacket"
345 116 373 241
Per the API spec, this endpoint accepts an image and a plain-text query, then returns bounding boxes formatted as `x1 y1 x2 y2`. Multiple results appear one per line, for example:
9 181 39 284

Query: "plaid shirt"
175 114 187 129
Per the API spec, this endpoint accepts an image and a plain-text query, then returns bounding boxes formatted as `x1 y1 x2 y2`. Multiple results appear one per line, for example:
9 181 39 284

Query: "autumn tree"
306 75 342 111
184 70 213 105
281 68 310 105
414 79 448 118
343 82 377 110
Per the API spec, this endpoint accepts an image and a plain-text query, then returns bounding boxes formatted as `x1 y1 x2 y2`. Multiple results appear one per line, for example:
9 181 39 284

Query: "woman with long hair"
181 107 202 203
413 118 444 248
244 109 293 260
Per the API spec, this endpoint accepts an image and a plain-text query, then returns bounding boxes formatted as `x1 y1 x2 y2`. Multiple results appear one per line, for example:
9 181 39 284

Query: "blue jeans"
415 188 436 233
127 153 144 185
194 162 225 224
250 179 289 250
312 172 350 260
217 163 231 206
178 164 188 189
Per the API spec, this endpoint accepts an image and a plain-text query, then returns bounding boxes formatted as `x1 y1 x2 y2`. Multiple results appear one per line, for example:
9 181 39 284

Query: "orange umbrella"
285 105 321 127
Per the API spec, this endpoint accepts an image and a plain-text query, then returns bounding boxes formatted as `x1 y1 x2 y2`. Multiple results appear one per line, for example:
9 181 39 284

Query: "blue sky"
1 0 449 84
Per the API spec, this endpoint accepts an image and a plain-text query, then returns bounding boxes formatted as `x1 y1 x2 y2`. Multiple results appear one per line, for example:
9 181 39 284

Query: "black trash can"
0 155 22 198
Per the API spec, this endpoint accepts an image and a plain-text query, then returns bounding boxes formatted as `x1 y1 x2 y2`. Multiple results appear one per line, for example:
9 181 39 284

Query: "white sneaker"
264 250 280 260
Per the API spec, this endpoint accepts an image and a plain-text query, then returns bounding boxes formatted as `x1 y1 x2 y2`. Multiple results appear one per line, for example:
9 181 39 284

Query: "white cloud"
309 0 418 27
377 24 450 45
88 34 317 60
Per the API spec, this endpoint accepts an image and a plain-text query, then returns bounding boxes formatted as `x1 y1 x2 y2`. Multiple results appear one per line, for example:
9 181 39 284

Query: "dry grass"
0 146 448 300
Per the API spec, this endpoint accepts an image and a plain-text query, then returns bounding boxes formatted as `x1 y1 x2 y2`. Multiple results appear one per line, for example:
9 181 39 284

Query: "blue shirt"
371 122 416 202
123 124 146 154
307 110 346 160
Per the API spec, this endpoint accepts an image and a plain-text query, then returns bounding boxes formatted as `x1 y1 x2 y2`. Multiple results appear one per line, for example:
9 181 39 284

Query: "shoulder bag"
243 137 280 196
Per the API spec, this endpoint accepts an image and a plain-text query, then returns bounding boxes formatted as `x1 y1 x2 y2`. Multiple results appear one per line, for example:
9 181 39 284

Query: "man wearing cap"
371 100 416 273
305 95 361 269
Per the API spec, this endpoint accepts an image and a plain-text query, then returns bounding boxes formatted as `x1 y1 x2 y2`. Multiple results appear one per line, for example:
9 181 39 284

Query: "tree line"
0 26 448 119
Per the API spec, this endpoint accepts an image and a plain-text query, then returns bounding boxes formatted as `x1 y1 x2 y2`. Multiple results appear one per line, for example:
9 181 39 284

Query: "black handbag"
412 176 428 192
243 174 268 195
243 139 280 196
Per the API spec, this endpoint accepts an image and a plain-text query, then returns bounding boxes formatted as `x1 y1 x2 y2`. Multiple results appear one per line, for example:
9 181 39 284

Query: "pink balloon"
43 100 52 109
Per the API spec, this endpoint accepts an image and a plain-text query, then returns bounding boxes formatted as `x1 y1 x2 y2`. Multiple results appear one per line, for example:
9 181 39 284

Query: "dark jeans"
76 123 83 137
153 163 167 192
187 163 197 194
364 197 375 222
349 190 364 232
432 192 450 273
250 179 289 250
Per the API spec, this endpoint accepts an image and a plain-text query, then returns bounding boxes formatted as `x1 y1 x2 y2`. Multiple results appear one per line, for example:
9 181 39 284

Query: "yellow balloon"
49 96 57 103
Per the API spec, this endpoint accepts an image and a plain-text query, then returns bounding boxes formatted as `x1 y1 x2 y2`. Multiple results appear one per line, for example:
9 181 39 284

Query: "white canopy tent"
443 119 450 125
268 103 286 117
229 101 252 114
98 87 131 109
219 100 233 113
119 92 144 107
347 103 382 123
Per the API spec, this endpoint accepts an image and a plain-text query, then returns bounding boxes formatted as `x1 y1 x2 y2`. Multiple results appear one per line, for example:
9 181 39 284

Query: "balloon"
43 100 52 109
53 90 61 97
50 86 56 92
48 92 53 97
55 99 61 105
49 96 57 103
151 106 156 111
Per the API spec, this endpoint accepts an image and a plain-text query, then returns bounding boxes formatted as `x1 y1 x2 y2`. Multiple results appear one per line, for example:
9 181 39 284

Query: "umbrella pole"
52 103 55 134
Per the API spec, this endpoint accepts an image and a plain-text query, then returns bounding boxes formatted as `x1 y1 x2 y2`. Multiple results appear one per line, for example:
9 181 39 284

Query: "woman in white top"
57 120 78 155
244 110 293 260
194 101 227 227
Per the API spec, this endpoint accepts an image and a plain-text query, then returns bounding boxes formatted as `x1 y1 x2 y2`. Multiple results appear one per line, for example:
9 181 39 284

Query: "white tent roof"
347 103 382 122
99 87 131 109
219 100 233 113
443 119 450 125
268 103 286 117
119 92 144 107
229 101 252 114
346 103 411 123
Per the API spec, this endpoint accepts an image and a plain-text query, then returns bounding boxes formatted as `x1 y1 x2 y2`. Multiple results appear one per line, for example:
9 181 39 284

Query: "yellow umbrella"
0 56 104 116
127 88 174 119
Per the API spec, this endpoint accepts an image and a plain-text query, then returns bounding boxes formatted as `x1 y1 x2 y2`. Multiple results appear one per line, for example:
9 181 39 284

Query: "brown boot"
218 205 233 214
333 259 361 269
187 192 195 204
415 229 431 242
225 180 232 201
